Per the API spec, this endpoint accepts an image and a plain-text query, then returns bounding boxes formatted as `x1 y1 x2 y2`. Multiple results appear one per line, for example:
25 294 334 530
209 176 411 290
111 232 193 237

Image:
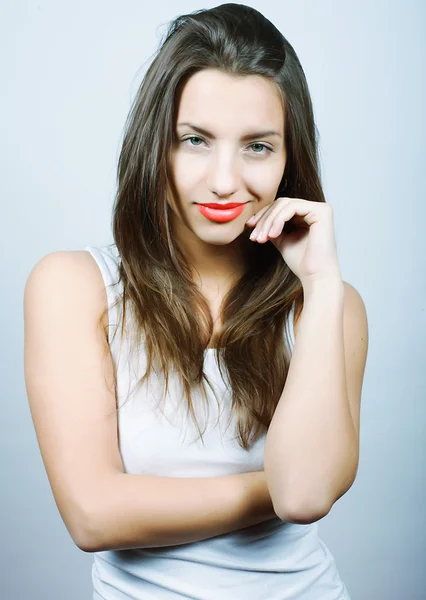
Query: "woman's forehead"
175 70 285 134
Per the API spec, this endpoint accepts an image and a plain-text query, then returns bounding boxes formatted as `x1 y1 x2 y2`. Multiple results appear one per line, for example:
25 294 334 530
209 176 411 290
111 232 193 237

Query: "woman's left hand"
245 197 342 287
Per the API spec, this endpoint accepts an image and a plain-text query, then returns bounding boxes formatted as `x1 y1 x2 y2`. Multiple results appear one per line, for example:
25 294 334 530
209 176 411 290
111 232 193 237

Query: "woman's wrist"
237 471 278 527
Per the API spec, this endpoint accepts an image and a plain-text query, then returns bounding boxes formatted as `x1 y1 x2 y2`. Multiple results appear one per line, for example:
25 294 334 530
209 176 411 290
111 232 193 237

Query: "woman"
24 4 368 599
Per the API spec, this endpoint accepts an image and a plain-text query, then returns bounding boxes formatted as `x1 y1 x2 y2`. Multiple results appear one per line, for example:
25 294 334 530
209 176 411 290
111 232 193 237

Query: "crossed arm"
264 279 368 522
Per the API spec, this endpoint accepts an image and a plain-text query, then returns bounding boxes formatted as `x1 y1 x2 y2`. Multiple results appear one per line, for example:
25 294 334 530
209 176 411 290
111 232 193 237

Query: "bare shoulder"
27 249 103 282
25 250 109 336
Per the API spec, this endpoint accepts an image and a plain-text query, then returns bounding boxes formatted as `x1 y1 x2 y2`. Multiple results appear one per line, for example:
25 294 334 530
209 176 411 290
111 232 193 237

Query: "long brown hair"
102 3 326 451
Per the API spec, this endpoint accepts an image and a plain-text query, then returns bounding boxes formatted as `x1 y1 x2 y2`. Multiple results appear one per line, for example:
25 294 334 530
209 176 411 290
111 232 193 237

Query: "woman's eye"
184 136 205 147
249 143 272 155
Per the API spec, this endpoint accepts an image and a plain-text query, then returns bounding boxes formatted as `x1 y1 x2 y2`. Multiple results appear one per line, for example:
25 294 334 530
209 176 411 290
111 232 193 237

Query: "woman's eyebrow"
177 122 282 141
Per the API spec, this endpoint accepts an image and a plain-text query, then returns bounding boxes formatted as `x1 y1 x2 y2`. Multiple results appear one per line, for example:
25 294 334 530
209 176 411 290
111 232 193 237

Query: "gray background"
2 0 425 598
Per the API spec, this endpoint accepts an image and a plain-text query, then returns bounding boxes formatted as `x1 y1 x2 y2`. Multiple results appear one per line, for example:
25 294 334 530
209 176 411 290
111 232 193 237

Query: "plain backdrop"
2 1 425 598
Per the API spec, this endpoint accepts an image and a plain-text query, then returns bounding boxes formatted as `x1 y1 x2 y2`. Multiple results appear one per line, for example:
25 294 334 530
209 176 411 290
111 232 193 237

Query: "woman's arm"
24 252 277 554
83 469 276 552
264 279 368 523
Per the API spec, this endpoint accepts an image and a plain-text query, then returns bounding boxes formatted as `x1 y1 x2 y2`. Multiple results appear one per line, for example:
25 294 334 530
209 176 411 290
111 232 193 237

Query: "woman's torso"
82 243 351 600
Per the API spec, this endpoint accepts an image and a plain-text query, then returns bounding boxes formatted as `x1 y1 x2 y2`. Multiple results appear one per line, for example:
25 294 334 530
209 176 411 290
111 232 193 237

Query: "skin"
168 68 287 293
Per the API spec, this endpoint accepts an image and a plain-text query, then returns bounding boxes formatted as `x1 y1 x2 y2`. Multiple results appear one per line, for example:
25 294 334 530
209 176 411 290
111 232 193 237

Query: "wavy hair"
102 3 326 450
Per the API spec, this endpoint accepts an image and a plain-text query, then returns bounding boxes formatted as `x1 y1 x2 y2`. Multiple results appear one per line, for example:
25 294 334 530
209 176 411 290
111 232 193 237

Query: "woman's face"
168 68 287 251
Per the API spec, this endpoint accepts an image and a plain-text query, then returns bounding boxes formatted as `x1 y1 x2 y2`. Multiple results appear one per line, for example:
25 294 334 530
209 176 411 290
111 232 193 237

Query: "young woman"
24 4 368 599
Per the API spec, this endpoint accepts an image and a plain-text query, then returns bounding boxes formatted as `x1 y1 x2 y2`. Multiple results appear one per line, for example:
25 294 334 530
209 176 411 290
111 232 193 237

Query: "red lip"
198 202 247 209
197 203 246 223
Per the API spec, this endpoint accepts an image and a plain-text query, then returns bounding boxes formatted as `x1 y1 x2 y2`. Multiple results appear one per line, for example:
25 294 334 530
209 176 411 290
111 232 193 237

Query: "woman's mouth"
197 202 247 223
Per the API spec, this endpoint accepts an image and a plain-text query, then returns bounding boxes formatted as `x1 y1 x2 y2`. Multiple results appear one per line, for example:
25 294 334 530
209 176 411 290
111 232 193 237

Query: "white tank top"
84 243 351 600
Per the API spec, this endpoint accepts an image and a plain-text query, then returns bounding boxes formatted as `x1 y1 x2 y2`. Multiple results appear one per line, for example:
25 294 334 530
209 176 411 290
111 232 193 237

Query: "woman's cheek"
176 154 205 184
245 170 283 203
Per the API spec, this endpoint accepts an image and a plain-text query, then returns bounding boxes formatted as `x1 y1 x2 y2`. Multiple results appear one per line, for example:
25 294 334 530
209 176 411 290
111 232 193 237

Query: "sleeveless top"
84 243 351 600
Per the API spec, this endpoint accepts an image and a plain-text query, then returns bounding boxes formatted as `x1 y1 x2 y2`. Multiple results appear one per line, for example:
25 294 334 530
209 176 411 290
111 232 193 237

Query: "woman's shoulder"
25 249 110 338
28 248 107 281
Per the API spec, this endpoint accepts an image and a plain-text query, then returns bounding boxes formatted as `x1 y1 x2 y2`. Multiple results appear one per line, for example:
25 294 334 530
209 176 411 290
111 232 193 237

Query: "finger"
245 202 275 226
247 197 297 231
259 199 323 237
251 202 297 240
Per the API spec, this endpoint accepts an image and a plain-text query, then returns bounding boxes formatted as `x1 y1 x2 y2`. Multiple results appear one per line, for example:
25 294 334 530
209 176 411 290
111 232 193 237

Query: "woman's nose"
206 151 240 197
